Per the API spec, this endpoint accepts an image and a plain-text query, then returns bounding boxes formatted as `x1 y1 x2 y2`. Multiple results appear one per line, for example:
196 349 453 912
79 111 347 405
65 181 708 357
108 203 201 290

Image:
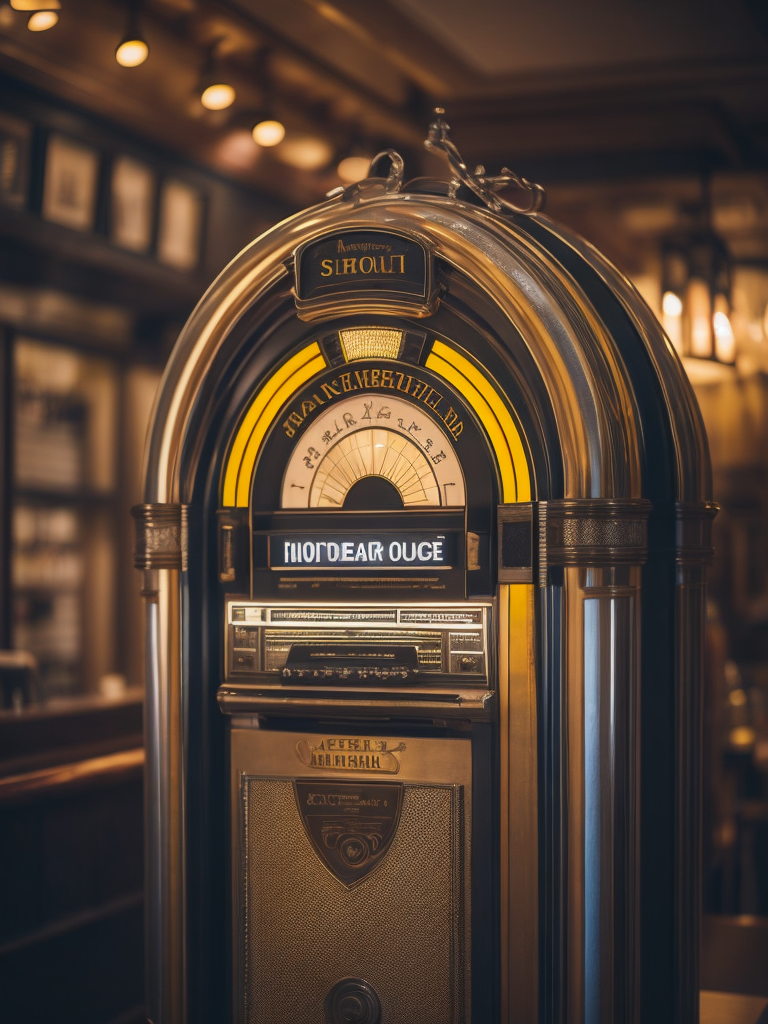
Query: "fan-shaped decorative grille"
310 428 440 507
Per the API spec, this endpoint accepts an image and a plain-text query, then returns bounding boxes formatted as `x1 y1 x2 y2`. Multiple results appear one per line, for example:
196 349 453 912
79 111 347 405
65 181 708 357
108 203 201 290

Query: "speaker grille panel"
242 777 468 1024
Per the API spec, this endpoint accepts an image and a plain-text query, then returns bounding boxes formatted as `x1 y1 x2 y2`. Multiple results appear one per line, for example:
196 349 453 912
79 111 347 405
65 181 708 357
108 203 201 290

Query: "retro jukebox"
134 114 715 1024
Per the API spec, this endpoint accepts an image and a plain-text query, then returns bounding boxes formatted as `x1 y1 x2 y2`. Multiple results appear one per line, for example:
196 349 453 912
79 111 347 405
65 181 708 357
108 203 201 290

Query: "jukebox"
134 114 715 1024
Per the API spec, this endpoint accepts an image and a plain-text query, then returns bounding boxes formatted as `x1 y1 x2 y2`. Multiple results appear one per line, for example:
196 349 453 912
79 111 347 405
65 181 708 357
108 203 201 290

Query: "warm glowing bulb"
251 119 285 147
661 290 684 352
729 726 756 749
116 38 149 67
337 155 371 183
662 291 683 317
201 83 235 111
28 9 58 30
713 310 736 363
686 278 713 358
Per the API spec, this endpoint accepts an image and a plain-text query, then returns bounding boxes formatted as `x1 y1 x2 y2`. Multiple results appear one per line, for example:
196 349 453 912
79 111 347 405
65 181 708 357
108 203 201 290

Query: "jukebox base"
230 727 472 1024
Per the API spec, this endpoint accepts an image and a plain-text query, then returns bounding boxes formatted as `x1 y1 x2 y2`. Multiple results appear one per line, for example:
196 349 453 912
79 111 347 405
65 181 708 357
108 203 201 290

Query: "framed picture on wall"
156 178 203 271
110 155 155 253
0 111 32 210
42 133 100 231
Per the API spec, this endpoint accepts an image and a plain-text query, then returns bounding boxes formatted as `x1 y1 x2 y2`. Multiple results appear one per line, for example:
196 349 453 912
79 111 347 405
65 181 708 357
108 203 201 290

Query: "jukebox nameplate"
293 229 437 320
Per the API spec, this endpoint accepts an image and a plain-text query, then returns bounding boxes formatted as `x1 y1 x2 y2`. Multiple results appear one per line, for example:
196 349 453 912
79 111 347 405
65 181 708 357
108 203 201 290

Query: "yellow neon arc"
222 342 326 507
425 340 531 502
222 336 531 507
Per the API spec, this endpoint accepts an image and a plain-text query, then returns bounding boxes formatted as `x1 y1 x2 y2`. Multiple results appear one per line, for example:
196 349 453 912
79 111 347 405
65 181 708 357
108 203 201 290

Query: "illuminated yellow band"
223 337 530 507
222 342 326 506
425 339 531 501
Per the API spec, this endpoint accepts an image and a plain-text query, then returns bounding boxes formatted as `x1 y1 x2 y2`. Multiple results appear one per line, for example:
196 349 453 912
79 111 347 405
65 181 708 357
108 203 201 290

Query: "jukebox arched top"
143 123 709 516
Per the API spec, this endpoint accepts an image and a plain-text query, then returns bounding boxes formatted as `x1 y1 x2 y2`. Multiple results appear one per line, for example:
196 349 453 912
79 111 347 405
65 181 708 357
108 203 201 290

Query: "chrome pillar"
133 506 188 1024
541 500 649 1024
674 502 717 1023
567 567 639 1024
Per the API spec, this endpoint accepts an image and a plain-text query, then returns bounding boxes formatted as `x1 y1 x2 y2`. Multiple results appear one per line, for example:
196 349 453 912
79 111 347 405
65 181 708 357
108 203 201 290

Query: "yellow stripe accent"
497 583 511 1019
425 339 531 501
500 582 538 1019
222 342 325 506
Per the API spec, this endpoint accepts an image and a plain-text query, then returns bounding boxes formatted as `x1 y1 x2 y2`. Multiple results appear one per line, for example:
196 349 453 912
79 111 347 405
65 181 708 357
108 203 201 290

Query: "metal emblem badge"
294 780 404 887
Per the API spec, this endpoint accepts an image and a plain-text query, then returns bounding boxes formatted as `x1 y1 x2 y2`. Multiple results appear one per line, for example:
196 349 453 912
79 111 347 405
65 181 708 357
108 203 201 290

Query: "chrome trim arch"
527 213 712 503
144 191 645 505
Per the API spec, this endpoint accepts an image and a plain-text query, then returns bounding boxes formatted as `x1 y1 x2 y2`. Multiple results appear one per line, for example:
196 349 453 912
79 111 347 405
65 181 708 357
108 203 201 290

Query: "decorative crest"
425 107 545 215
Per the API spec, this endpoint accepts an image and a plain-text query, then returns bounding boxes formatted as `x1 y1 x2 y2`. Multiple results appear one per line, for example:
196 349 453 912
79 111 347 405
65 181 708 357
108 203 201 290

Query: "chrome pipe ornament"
425 107 546 214
136 118 714 1024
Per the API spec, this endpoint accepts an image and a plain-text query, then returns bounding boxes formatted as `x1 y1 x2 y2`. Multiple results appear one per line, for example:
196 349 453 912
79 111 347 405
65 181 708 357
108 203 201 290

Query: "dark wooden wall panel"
0 720 145 1024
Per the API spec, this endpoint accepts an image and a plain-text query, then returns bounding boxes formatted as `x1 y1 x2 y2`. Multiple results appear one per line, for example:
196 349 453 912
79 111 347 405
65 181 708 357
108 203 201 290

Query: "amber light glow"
116 37 149 67
686 278 713 358
27 9 58 29
11 0 60 8
661 290 683 352
201 83 236 111
713 308 736 364
252 119 285 147
276 135 333 171
337 155 371 183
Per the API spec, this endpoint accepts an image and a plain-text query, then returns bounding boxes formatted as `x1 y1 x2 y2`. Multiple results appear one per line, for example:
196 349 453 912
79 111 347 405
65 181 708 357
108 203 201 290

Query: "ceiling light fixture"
199 40 235 112
27 9 58 30
201 81 235 112
252 119 285 148
13 0 61 32
250 50 285 148
115 2 149 68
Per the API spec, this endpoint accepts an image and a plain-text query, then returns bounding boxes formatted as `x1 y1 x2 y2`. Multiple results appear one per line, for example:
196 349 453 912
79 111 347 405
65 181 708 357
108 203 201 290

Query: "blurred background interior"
0 1 767 1021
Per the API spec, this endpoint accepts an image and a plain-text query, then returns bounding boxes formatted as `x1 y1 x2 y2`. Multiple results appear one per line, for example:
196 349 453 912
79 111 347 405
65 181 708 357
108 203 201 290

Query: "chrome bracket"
131 503 189 571
537 498 652 586
370 147 405 193
675 501 718 566
424 107 546 215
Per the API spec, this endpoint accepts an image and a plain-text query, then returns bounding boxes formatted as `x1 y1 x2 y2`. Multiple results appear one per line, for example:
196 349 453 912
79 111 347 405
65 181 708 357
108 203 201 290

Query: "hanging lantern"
661 181 735 369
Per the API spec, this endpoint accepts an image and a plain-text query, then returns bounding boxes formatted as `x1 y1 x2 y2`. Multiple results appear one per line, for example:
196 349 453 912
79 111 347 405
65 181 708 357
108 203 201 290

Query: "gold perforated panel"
241 778 469 1024
339 327 403 361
